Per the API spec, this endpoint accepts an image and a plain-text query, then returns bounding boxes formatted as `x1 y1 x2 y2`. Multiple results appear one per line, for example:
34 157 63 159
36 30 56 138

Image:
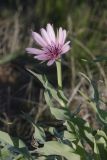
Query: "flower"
26 24 70 66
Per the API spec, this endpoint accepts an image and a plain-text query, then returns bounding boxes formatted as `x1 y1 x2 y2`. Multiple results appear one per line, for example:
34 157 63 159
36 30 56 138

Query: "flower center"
47 43 62 59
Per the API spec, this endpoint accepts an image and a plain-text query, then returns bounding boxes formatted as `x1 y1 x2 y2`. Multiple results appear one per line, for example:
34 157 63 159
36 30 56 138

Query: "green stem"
56 59 62 89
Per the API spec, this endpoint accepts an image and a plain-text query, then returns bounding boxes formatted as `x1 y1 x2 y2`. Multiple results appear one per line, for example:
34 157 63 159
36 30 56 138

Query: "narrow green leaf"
44 90 70 120
96 130 107 141
94 139 101 160
38 141 81 160
0 131 14 146
26 68 67 107
34 125 45 142
91 80 99 104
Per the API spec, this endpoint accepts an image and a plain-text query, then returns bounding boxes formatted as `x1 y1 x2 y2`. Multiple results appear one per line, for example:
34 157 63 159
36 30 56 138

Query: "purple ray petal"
32 31 47 47
61 45 70 54
47 59 55 66
62 30 67 44
57 27 63 44
40 28 51 45
34 54 49 61
47 24 55 43
26 48 44 54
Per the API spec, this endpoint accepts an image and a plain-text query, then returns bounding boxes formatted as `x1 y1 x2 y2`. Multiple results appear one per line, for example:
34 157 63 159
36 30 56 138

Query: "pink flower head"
26 24 70 66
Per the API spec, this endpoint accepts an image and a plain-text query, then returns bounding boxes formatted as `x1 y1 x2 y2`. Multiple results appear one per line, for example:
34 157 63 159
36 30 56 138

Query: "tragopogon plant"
1 23 107 160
